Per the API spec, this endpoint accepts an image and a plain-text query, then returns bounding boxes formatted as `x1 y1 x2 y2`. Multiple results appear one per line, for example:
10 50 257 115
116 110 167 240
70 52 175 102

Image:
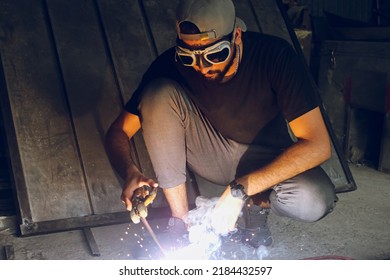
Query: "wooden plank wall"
0 0 93 229
0 0 354 235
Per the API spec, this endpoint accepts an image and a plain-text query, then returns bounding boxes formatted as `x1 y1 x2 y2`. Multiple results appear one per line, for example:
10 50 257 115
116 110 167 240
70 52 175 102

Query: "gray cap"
176 0 247 41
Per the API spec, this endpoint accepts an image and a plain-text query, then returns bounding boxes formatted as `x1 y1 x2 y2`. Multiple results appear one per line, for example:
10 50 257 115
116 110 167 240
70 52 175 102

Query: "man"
105 0 337 248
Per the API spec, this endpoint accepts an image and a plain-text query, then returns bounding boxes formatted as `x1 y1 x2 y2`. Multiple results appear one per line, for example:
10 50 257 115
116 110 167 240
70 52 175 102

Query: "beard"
200 45 237 84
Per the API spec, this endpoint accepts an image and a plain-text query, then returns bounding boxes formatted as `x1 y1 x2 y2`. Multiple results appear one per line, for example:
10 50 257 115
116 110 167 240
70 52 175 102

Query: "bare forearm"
105 127 139 180
241 138 330 196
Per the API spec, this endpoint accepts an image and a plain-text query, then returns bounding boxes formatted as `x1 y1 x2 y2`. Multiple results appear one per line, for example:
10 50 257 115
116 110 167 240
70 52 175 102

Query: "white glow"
158 196 269 260
256 245 269 260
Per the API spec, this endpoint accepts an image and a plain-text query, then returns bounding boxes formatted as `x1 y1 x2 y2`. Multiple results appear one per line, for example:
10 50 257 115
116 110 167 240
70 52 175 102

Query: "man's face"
176 29 241 82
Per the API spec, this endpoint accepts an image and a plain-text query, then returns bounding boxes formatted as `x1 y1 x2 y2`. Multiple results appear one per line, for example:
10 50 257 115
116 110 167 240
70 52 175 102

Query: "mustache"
206 70 221 75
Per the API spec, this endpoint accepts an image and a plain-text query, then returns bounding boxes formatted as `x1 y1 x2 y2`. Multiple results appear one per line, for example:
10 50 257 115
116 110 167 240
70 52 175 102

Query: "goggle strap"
178 30 217 41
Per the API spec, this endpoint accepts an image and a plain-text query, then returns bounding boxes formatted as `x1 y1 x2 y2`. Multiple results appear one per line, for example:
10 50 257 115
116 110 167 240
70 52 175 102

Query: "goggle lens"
177 53 194 66
205 47 230 63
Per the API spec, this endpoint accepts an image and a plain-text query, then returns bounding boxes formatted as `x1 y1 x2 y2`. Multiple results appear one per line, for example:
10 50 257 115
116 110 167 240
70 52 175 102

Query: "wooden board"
0 0 91 227
45 0 124 214
249 0 292 43
142 0 179 54
96 0 161 206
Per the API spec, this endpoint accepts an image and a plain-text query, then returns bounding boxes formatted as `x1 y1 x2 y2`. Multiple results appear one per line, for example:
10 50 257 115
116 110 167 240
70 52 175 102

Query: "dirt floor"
0 163 389 260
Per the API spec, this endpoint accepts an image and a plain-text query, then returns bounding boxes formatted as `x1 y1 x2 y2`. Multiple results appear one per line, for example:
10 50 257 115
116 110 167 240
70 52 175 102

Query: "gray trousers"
138 78 337 222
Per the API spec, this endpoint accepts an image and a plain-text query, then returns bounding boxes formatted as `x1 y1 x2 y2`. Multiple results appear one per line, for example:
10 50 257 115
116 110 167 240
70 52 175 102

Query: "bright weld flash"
160 196 244 260
211 194 245 236
143 196 269 260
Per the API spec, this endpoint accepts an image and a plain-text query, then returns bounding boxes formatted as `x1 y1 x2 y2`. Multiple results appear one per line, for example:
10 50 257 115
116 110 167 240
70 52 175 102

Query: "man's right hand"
121 170 158 211
211 185 246 235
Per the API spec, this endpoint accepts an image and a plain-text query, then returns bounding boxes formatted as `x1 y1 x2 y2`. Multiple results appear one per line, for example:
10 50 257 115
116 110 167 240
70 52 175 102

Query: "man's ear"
234 27 243 45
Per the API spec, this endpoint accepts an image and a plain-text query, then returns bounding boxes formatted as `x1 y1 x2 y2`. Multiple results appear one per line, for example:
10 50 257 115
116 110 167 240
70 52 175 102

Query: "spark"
159 196 224 260
158 196 269 260
124 196 269 260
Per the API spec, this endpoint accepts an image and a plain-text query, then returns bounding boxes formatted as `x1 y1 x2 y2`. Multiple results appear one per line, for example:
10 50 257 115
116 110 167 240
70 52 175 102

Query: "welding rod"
140 217 166 257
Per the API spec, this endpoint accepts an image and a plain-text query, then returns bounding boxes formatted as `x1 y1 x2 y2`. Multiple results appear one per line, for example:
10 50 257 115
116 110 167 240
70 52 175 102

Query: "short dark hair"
179 21 201 34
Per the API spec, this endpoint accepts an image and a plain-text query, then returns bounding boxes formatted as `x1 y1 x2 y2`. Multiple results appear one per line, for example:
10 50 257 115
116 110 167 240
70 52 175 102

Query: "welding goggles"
175 33 235 67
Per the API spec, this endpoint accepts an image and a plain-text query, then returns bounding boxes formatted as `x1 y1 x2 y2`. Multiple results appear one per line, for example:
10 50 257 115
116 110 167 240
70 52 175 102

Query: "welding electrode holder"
129 185 158 224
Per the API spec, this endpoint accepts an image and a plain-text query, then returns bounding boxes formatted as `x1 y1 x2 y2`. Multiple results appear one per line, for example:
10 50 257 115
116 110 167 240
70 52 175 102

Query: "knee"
299 185 336 222
270 170 337 222
139 78 184 114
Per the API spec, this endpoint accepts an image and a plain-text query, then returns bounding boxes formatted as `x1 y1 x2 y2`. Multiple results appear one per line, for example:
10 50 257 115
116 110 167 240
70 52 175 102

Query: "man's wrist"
229 180 249 201
125 164 140 180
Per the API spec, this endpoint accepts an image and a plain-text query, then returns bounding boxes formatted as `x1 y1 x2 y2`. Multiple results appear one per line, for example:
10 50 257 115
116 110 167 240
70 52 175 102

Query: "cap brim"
236 17 247 32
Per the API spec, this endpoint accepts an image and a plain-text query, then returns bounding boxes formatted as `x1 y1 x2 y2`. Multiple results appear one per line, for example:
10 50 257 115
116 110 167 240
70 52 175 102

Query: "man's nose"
195 56 212 73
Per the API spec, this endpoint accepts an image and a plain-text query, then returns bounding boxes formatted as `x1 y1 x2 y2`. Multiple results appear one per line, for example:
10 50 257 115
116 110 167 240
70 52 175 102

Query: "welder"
105 0 338 249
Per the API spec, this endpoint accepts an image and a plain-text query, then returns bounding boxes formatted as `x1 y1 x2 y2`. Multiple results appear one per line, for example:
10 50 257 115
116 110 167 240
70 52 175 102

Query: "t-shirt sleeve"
270 40 318 122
